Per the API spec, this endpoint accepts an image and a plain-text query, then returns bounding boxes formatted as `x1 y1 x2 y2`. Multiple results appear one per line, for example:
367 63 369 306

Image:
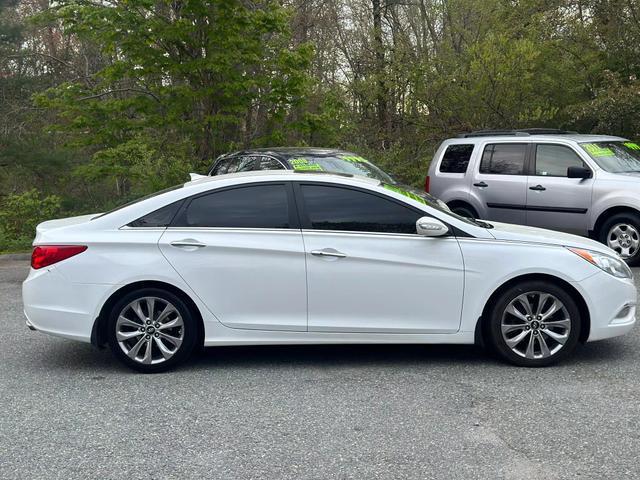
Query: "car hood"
485 221 615 255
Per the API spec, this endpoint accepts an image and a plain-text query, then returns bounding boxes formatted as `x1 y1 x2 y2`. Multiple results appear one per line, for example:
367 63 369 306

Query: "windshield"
382 183 491 228
288 154 396 183
580 141 640 173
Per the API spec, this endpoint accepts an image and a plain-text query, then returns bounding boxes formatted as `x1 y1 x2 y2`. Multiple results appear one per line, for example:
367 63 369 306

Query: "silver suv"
427 129 640 265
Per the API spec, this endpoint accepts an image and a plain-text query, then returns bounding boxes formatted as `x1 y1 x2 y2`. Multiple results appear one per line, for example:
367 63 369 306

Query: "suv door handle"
170 239 207 248
473 181 488 188
529 185 546 191
311 249 346 258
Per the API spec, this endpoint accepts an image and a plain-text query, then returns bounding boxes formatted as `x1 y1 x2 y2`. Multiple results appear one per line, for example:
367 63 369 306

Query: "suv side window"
439 144 474 173
534 144 586 177
174 184 290 228
300 184 423 234
479 144 527 175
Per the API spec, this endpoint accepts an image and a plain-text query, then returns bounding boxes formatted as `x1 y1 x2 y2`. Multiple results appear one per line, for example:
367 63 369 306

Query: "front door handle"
473 181 488 188
311 249 347 258
170 239 207 248
529 185 546 191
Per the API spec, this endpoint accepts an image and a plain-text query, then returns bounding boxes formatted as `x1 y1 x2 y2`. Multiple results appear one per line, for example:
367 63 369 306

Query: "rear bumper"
574 271 637 342
22 266 112 343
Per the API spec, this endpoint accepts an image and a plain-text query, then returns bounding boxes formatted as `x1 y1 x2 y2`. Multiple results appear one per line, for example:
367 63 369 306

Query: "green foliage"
0 189 62 251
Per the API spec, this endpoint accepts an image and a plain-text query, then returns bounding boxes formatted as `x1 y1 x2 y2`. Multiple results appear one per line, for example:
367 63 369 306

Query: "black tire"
598 212 640 266
486 280 582 367
449 203 477 219
107 287 199 373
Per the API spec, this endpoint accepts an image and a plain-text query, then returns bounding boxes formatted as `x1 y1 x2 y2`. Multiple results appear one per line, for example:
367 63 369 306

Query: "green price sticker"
624 142 640 150
291 158 324 171
582 143 614 157
383 184 427 205
340 155 369 163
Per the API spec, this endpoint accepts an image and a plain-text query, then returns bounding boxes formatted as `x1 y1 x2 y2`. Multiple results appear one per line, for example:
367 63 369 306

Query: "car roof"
446 133 626 144
217 147 359 161
187 168 381 187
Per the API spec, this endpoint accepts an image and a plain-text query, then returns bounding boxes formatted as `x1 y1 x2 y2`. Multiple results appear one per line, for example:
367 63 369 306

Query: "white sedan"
23 171 636 372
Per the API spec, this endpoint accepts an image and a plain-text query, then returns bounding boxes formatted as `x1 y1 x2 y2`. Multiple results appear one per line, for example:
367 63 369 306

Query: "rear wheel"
598 212 640 266
107 288 198 373
486 281 581 367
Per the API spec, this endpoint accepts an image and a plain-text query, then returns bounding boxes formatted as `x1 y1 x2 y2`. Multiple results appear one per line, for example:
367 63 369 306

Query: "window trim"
478 142 530 176
169 181 299 230
292 181 449 236
531 143 592 178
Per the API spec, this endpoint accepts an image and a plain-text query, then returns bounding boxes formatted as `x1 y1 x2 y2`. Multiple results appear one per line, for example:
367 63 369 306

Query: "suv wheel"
107 288 198 373
486 281 581 367
448 203 477 219
598 212 640 266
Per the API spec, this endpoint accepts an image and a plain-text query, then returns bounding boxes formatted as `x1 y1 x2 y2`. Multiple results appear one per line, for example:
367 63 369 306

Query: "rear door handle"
311 249 346 258
529 185 546 191
473 181 488 188
170 239 207 248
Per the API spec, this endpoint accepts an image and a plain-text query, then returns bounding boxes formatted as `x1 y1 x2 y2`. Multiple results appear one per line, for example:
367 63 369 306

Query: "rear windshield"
287 154 396 183
92 184 185 220
579 141 640 173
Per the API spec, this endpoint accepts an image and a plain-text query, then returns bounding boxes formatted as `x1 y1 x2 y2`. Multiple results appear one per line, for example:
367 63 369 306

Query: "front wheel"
486 281 581 367
598 212 640 266
107 288 198 373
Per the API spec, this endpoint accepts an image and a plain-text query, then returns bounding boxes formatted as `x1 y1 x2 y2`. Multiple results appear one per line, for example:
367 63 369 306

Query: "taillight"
424 175 430 193
31 245 87 269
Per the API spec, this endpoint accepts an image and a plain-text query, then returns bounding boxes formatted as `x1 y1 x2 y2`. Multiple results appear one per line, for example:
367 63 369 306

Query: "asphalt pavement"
1 259 640 479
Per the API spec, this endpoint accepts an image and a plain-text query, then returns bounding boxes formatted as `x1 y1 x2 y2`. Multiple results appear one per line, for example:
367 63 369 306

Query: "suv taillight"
424 175 430 193
31 245 87 269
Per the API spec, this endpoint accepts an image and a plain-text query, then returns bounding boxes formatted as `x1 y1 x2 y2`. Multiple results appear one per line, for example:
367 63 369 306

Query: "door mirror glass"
416 216 448 237
567 166 592 179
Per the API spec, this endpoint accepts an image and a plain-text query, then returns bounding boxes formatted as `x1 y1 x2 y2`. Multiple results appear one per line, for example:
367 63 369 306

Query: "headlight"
567 247 633 279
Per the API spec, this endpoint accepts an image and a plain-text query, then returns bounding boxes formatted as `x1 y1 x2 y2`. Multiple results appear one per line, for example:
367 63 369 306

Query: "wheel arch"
475 273 591 347
91 280 205 349
446 200 479 218
592 205 640 237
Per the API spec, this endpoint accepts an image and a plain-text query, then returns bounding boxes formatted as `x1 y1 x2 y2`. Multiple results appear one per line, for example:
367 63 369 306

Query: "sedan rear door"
159 182 307 332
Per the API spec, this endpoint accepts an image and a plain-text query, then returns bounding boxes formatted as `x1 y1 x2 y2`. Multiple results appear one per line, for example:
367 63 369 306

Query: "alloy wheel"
500 291 571 359
607 223 640 259
115 296 184 365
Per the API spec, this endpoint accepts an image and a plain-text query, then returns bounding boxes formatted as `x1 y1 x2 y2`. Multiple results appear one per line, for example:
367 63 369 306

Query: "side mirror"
567 166 592 179
416 216 449 237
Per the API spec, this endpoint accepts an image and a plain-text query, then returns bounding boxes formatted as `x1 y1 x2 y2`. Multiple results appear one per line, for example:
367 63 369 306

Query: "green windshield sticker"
582 143 614 157
624 142 640 150
340 155 369 163
290 158 323 171
383 184 427 205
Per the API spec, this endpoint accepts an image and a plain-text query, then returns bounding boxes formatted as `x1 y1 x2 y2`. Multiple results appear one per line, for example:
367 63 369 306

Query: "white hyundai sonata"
23 171 636 372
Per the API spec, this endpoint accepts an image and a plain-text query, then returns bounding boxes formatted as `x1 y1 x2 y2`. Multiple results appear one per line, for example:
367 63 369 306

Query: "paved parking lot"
2 259 640 479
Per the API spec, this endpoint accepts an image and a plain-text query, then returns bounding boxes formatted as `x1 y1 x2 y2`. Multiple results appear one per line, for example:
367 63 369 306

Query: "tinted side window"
175 185 290 228
535 144 586 177
128 200 183 227
257 156 285 170
236 156 257 172
212 157 234 175
480 144 527 175
439 144 474 173
301 185 422 234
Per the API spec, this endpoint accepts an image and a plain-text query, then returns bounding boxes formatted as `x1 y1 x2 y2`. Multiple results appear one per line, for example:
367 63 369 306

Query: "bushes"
0 189 62 252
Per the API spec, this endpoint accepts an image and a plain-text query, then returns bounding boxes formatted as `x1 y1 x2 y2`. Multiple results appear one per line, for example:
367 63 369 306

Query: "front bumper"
575 270 637 342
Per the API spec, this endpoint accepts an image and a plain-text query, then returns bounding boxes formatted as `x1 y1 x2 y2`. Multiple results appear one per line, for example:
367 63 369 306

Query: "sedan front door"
296 183 465 334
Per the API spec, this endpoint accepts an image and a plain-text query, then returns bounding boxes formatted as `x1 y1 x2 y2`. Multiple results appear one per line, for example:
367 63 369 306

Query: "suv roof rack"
458 128 579 138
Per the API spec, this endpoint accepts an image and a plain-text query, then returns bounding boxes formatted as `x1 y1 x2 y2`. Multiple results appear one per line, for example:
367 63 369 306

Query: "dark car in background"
207 147 397 183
